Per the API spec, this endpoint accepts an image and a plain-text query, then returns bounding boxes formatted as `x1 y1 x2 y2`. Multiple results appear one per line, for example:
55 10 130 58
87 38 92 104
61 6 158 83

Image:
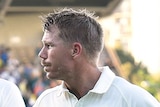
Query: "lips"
41 61 51 68
42 64 51 73
42 63 50 67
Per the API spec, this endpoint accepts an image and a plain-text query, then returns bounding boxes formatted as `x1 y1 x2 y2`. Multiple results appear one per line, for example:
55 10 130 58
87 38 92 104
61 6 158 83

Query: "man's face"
38 28 73 80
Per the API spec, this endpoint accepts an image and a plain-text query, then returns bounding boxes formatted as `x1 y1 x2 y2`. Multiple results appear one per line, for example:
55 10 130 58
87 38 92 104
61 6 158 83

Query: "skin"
39 26 101 99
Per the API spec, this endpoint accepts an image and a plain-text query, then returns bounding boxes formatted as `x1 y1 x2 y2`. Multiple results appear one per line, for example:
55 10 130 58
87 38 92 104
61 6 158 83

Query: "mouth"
42 63 50 67
43 65 51 73
41 62 51 71
41 60 50 66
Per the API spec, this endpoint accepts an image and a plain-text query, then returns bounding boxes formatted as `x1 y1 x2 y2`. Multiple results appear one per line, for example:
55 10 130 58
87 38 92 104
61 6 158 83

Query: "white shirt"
0 79 26 107
33 66 160 107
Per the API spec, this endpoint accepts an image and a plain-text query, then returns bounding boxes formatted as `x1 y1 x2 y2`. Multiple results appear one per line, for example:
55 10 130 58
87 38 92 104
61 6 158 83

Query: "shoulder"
111 76 160 106
33 85 62 106
38 84 62 97
0 78 12 85
112 76 150 96
0 79 25 107
0 79 23 97
0 79 18 91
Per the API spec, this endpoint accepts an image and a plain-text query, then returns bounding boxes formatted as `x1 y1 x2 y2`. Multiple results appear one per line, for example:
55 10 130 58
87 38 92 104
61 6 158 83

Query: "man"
0 79 26 107
33 8 160 107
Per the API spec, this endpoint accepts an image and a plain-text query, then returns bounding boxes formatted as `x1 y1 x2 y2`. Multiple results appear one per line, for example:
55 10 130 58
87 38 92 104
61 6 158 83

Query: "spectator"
0 78 26 107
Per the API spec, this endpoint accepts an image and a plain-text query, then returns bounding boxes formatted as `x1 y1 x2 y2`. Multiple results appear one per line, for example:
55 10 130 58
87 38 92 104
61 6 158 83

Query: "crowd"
0 44 61 107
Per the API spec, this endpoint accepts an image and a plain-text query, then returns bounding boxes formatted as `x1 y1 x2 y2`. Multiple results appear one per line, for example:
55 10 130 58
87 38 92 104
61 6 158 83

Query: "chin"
46 72 52 79
46 73 56 80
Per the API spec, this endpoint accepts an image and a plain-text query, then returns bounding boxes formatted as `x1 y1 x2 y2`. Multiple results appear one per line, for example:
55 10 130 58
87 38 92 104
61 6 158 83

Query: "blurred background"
0 0 160 106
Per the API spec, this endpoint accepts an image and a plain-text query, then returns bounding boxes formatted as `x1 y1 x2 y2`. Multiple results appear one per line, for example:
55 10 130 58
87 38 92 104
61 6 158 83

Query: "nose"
38 47 47 59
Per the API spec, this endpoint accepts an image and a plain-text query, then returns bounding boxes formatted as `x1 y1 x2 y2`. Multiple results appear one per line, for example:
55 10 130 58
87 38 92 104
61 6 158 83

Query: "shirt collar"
59 66 115 95
56 81 68 97
90 66 115 94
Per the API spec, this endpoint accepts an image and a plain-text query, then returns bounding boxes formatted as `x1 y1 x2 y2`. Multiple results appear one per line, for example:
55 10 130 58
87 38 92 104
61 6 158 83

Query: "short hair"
41 8 103 61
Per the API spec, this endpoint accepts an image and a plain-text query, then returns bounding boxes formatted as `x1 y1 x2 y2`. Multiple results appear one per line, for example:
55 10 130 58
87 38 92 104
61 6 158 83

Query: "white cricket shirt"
0 79 26 107
33 66 160 107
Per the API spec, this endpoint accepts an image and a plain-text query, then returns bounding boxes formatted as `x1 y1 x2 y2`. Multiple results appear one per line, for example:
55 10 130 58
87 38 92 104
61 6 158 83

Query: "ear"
71 42 82 58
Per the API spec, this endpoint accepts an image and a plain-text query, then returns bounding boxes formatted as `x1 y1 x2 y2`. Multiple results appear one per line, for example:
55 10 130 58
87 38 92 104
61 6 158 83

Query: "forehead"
42 28 61 43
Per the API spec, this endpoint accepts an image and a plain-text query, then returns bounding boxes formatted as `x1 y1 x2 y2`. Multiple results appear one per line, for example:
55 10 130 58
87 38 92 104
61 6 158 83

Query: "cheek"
48 51 54 59
48 49 56 59
48 48 71 65
48 50 62 64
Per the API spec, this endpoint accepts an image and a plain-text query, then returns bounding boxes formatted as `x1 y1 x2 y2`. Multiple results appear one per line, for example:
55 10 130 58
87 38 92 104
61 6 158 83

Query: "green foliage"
116 49 134 64
115 48 160 101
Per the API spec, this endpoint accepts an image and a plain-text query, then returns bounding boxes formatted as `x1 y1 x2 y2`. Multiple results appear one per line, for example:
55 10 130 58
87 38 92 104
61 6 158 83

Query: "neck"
64 65 101 99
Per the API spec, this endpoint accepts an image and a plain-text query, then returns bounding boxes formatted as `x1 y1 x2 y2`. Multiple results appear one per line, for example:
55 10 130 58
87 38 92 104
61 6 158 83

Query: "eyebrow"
42 40 54 45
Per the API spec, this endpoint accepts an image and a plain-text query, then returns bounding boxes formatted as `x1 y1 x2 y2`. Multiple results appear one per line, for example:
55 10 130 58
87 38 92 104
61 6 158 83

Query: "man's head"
41 8 103 62
39 8 104 80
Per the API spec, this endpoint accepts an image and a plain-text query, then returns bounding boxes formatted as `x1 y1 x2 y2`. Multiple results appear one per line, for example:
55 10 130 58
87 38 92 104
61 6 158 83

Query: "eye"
47 44 53 49
45 44 53 49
